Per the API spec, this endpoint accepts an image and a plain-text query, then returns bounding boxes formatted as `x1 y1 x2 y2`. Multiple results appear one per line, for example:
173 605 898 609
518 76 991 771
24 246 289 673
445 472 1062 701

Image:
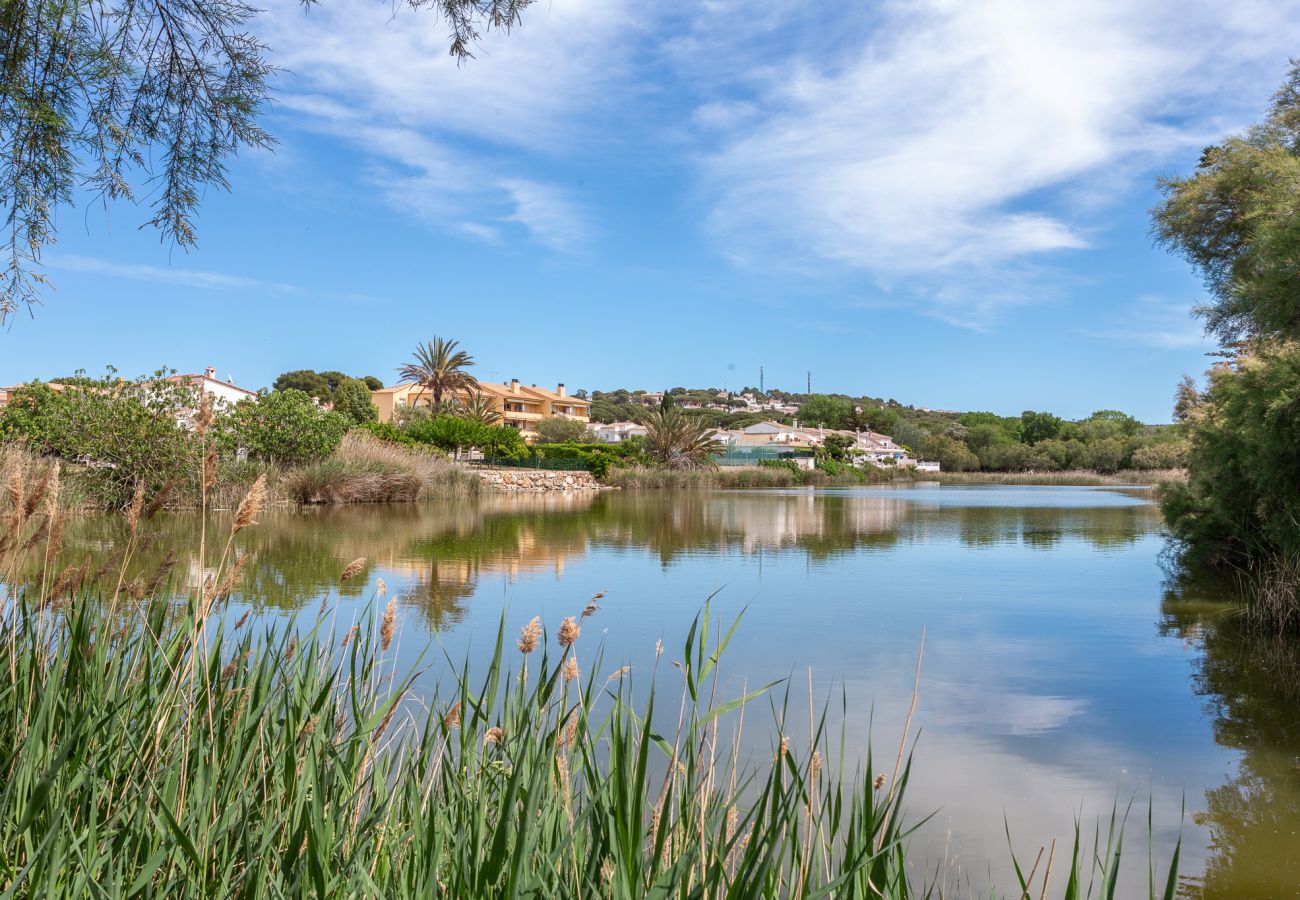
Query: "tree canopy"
1153 61 1300 343
0 0 534 321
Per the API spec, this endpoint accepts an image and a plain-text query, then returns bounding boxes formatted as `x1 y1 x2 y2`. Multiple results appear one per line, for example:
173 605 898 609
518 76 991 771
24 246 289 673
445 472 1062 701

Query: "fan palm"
456 391 502 426
640 405 724 470
397 338 479 409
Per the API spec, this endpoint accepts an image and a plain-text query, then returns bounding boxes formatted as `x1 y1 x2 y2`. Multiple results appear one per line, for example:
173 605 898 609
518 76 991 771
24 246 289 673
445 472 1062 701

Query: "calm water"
50 486 1300 896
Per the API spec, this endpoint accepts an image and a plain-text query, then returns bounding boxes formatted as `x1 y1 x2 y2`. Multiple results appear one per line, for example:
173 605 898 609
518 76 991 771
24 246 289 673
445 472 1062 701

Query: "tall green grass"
0 468 1184 897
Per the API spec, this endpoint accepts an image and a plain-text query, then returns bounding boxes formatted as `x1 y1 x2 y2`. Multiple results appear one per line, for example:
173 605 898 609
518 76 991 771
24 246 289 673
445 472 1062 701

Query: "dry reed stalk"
380 598 397 651
339 557 366 582
202 450 218 496
484 726 504 745
562 656 580 682
234 608 252 629
557 616 580 649
376 577 387 597
517 617 541 654
142 549 177 597
143 479 173 520
341 625 360 649
442 702 461 729
125 480 145 536
213 551 255 603
581 592 604 618
23 465 50 517
232 475 266 533
1038 838 1057 900
878 626 925 852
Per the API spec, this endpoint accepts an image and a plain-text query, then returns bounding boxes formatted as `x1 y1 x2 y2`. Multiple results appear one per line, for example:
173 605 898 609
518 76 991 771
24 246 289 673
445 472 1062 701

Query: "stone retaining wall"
474 468 606 492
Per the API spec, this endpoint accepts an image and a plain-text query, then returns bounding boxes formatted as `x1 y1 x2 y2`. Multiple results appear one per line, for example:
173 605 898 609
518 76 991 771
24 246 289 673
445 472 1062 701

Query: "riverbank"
922 468 1184 486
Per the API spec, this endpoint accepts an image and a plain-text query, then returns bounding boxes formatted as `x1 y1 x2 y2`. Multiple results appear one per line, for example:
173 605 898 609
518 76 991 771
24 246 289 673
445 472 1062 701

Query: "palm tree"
397 338 479 409
456 391 502 426
641 405 724 470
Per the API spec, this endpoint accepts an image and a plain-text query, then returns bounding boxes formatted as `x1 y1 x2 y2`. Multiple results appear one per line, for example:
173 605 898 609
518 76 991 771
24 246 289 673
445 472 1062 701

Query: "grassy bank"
0 474 1184 897
606 466 801 489
284 432 479 504
919 468 1184 486
0 434 480 514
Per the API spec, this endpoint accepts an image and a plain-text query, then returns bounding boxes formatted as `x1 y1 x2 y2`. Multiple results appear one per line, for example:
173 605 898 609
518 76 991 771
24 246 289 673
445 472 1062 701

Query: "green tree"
1158 342 1300 567
480 425 527 459
332 379 378 425
397 338 479 409
1019 411 1063 445
797 394 853 429
1153 62 1300 342
535 416 594 443
820 434 855 462
273 370 333 400
0 1 534 321
227 390 348 465
918 434 979 472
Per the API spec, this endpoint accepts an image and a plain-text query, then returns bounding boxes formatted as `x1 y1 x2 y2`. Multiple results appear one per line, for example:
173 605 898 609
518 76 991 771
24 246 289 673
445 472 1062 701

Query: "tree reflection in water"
1162 573 1300 899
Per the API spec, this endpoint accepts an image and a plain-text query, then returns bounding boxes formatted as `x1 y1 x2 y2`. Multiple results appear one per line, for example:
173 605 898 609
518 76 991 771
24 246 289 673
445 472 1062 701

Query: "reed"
284 432 479 504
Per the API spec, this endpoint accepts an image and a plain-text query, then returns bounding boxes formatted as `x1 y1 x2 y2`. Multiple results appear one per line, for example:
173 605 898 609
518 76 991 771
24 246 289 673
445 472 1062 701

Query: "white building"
591 421 649 443
164 367 256 409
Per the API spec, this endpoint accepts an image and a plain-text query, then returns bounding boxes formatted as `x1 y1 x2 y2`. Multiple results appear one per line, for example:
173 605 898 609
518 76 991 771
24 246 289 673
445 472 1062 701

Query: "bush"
407 415 490 457
0 371 201 508
1130 441 1188 470
285 432 476 504
354 422 418 447
534 417 594 443
226 389 349 466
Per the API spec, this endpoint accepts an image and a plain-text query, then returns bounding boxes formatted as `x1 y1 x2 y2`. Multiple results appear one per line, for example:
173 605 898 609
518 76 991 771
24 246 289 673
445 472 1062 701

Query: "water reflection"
1162 585 1300 898
19 485 1299 895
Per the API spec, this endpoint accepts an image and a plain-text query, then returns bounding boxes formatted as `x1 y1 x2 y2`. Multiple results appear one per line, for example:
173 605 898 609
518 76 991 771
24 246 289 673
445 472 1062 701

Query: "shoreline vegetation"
0 474 1182 897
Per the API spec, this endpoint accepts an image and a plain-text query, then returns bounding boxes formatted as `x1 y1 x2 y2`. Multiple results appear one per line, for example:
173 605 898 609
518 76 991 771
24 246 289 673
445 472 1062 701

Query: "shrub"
0 371 201 508
406 415 488 457
534 416 594 443
226 389 349 466
355 422 418 447
285 432 476 504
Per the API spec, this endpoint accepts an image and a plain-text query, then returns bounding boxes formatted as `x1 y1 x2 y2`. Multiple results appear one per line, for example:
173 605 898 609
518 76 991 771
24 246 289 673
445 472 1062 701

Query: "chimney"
556 383 566 397
510 378 520 395
204 366 216 380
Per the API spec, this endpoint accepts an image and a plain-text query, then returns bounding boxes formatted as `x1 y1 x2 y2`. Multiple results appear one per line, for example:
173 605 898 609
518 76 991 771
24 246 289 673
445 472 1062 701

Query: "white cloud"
1082 295 1214 350
50 255 374 302
691 0 1300 326
262 0 638 253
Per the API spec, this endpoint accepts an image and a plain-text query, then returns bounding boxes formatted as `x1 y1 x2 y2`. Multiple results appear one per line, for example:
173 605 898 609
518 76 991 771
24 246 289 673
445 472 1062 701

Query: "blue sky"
5 0 1300 422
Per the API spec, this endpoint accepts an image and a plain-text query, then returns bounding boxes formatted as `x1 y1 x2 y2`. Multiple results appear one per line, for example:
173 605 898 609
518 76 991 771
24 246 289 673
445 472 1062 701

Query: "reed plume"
517 617 541 654
380 598 397 651
340 557 367 582
557 615 580 648
232 475 267 533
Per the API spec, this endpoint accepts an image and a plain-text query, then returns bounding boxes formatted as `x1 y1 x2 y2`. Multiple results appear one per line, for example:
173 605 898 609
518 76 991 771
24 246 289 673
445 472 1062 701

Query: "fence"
713 447 816 467
474 456 592 471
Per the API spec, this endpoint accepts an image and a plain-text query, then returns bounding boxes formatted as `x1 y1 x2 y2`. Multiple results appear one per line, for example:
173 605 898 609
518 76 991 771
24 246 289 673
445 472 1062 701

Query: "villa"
372 378 590 440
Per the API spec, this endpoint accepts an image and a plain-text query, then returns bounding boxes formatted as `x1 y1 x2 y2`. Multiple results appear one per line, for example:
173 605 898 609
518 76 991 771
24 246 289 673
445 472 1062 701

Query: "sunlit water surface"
45 485 1300 897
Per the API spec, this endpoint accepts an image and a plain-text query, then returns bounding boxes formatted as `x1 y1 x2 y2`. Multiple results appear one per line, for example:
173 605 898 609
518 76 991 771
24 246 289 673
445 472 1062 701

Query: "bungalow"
372 378 590 440
163 367 256 409
591 421 648 443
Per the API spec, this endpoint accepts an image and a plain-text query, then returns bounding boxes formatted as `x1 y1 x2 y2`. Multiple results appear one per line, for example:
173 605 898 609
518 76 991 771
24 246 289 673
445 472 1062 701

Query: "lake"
49 485 1300 896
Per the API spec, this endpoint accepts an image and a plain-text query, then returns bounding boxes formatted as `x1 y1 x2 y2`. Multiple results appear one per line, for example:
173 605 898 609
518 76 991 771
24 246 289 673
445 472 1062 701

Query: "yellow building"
371 378 590 439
